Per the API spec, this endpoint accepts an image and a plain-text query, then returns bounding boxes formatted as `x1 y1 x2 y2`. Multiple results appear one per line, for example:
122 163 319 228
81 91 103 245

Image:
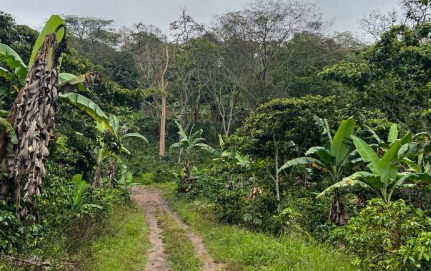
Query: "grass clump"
80 204 149 271
158 212 202 271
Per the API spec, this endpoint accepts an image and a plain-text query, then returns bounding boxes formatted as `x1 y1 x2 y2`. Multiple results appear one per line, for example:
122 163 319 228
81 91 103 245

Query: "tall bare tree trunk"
159 96 167 157
273 136 281 210
159 42 169 157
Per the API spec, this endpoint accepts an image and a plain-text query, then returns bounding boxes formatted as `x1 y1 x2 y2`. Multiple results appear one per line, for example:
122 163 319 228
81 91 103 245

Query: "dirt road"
132 186 223 271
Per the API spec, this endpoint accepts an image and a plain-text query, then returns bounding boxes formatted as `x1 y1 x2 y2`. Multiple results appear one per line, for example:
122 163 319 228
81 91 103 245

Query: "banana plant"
170 120 207 157
200 134 250 167
400 138 431 178
0 15 115 215
71 174 102 216
279 117 356 225
320 129 431 203
108 114 148 154
90 115 146 188
376 124 431 179
0 15 113 134
92 146 115 188
170 120 207 192
365 123 401 149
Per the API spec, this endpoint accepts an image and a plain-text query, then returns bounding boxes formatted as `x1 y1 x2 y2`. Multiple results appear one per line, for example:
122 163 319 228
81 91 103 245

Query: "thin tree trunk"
273 136 281 210
159 95 167 157
159 42 169 157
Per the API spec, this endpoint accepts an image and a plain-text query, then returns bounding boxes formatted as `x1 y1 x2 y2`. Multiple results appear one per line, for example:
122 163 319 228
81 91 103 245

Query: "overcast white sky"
0 0 399 36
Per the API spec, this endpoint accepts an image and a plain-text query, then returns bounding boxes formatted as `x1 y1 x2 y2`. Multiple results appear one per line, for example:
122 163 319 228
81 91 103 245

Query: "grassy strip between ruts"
156 183 357 271
80 203 149 271
157 212 203 271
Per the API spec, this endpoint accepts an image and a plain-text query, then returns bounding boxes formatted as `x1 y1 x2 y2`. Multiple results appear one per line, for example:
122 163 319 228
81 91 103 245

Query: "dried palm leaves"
0 30 65 217
329 189 350 226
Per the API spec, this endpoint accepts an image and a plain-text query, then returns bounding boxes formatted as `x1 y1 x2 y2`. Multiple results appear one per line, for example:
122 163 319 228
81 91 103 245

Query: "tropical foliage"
3 1 431 270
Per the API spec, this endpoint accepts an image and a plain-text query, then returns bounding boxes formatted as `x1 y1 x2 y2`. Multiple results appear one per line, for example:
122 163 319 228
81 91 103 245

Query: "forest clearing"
2 0 431 270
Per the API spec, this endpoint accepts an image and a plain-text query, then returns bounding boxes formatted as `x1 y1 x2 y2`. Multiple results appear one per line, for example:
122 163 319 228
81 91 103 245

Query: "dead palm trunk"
93 167 102 188
181 159 190 192
0 29 66 217
107 160 116 188
329 189 350 226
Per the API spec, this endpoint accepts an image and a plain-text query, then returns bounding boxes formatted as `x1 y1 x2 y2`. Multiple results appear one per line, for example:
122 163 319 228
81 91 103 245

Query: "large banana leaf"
365 125 385 145
305 146 334 165
170 142 182 151
59 93 114 135
234 153 250 167
403 158 422 173
218 134 225 149
197 143 221 157
378 132 412 186
28 15 65 69
71 174 86 208
58 72 101 91
387 123 398 144
351 135 380 174
331 118 355 165
408 172 431 183
0 43 28 85
58 73 76 85
386 172 431 200
97 148 113 164
278 157 324 173
313 115 332 145
317 172 372 198
174 120 187 139
108 114 120 136
124 133 148 143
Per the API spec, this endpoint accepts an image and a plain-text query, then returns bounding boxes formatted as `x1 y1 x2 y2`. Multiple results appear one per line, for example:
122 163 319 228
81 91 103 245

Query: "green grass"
157 183 357 271
0 204 149 271
134 172 154 185
158 212 203 271
80 204 149 271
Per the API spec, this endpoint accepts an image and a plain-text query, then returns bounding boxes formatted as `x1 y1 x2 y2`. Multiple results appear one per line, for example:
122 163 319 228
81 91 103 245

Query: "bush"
213 189 248 224
136 172 154 185
229 95 337 159
0 201 42 254
279 190 332 237
331 199 431 271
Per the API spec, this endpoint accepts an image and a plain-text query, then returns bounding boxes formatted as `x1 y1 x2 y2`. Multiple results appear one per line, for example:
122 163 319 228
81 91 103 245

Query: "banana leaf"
59 93 114 135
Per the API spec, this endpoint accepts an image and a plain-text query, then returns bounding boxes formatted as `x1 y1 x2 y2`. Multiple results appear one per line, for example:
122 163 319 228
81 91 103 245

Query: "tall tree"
170 8 205 130
215 0 326 106
121 23 170 156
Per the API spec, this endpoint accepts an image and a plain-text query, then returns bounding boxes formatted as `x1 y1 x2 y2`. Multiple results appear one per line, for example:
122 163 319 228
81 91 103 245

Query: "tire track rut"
132 186 224 271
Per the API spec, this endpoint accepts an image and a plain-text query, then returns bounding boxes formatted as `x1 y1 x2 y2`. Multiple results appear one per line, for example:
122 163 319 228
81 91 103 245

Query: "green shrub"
136 172 154 185
280 190 332 237
331 199 431 270
213 189 247 224
399 231 431 270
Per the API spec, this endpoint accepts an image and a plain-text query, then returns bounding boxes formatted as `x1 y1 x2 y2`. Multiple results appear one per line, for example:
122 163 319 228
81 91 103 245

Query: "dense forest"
2 0 431 270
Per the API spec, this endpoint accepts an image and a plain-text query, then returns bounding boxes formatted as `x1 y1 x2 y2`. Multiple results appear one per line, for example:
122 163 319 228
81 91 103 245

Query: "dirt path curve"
132 186 224 271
